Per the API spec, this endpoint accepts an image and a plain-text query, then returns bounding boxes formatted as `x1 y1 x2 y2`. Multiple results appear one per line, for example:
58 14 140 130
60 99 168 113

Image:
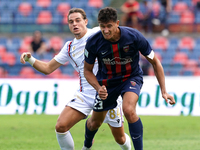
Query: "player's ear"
85 19 88 26
116 20 120 26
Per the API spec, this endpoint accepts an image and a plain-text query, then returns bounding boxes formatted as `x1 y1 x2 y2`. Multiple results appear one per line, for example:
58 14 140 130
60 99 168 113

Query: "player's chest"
68 44 85 64
97 43 137 59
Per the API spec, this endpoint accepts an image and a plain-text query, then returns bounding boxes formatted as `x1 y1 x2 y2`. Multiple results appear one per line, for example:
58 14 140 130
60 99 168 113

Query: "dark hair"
98 7 118 23
68 8 87 20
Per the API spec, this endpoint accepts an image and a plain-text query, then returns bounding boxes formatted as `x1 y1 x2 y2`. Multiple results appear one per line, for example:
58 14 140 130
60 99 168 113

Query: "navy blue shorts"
93 76 143 112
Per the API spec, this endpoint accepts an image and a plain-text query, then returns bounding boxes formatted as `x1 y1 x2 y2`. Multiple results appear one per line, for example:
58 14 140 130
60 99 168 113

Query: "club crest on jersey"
131 81 136 86
123 45 129 52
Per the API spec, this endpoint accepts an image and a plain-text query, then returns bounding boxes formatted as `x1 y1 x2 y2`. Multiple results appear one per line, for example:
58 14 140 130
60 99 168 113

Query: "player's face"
99 20 120 42
68 13 88 39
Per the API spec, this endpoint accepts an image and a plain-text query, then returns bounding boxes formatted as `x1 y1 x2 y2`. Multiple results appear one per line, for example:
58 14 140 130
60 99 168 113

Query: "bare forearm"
84 70 101 92
32 60 51 75
152 60 166 94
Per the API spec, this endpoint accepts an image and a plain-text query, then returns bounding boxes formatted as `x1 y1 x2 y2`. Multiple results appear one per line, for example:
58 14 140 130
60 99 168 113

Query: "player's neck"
109 28 121 42
74 28 88 40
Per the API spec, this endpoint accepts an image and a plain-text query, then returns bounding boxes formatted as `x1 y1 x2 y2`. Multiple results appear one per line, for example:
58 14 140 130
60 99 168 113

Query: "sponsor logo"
129 86 136 89
102 57 132 65
132 135 141 140
72 49 84 57
117 119 120 123
101 51 107 55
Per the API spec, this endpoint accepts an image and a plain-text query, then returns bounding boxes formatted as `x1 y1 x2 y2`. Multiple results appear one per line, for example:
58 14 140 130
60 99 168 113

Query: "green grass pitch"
0 115 199 150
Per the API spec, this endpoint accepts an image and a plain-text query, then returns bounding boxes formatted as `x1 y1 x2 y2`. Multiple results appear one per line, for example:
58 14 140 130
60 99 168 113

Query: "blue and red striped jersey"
84 26 152 87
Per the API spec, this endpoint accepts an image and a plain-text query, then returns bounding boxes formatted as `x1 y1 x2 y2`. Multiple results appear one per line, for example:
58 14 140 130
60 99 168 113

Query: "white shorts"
67 89 124 128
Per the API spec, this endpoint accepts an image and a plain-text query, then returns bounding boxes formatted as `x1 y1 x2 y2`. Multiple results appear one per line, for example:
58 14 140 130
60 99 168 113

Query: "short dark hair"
98 7 118 23
68 8 87 20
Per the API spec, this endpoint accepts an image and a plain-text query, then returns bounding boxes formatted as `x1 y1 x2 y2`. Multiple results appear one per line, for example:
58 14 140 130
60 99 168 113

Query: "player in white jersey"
20 8 131 150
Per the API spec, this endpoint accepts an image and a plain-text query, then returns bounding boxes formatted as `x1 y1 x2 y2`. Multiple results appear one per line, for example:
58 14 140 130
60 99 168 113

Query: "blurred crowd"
120 0 200 36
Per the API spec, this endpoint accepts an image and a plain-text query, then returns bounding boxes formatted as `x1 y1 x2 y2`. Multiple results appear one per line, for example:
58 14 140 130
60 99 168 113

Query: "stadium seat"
1 52 16 66
182 69 195 76
0 67 6 78
11 37 22 48
194 68 200 76
173 52 188 64
171 62 184 71
195 12 200 32
18 2 32 16
148 67 155 76
188 50 200 60
168 68 182 76
47 68 63 78
195 12 200 23
6 65 22 77
173 2 189 13
36 0 51 8
154 52 162 62
0 37 8 47
152 36 169 51
60 64 75 76
18 36 33 53
36 11 52 24
184 59 198 69
168 12 181 32
19 66 36 78
40 52 54 61
52 12 62 24
57 2 71 15
0 11 13 23
62 12 68 24
178 37 195 50
49 36 63 53
180 11 195 23
168 37 179 51
88 0 103 8
14 12 36 24
0 45 7 56
23 36 33 45
22 36 33 45
168 12 180 24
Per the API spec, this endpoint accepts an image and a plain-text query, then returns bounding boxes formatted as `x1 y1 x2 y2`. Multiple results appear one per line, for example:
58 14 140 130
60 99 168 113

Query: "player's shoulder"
120 26 145 40
120 26 141 35
87 29 102 43
87 27 100 36
61 40 73 51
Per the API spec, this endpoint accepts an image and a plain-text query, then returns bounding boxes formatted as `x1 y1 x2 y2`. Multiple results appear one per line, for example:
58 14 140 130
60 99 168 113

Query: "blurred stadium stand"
0 0 200 78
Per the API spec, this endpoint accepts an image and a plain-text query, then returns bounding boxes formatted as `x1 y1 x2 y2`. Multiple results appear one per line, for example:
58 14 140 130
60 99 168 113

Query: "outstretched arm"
145 53 175 105
20 52 62 75
84 61 108 100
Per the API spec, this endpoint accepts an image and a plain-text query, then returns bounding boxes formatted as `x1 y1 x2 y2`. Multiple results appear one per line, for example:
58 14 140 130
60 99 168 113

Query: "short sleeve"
84 40 96 64
135 31 152 56
54 42 69 64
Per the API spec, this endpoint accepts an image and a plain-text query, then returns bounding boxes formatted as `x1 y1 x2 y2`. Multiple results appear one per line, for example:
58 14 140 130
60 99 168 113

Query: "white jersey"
54 27 99 92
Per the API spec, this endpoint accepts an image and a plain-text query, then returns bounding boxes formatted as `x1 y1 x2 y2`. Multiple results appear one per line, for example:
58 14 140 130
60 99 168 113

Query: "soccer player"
20 8 131 150
83 7 176 150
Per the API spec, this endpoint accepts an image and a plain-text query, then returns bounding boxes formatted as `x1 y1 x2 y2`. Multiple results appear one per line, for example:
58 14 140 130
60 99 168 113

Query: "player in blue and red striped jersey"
83 7 176 150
